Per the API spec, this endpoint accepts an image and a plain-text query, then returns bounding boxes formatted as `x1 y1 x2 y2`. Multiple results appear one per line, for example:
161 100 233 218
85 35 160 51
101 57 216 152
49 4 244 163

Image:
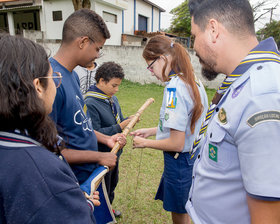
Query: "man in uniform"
186 0 280 223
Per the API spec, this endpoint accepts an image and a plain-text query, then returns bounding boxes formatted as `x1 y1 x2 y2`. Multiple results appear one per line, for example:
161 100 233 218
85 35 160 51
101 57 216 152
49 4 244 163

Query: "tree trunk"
82 0 91 9
72 0 91 11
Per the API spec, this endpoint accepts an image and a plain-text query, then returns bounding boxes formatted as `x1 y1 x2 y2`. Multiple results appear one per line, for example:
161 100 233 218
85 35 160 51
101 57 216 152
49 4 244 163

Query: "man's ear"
208 19 219 43
78 36 89 49
33 78 44 98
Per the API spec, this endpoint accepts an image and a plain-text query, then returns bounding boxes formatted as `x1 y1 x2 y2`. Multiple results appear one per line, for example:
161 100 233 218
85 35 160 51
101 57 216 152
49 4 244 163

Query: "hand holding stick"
111 98 155 154
81 98 155 198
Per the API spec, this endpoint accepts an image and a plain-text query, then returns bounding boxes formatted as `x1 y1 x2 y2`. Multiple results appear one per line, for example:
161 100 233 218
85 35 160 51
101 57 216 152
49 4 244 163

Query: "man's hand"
98 152 117 168
107 133 126 149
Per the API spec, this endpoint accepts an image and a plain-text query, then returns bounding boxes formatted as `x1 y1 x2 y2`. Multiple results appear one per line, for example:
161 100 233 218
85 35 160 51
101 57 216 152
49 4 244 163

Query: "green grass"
112 80 215 224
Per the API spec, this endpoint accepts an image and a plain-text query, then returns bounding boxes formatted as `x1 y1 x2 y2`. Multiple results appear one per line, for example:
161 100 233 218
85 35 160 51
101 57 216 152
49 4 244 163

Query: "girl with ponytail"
130 35 208 224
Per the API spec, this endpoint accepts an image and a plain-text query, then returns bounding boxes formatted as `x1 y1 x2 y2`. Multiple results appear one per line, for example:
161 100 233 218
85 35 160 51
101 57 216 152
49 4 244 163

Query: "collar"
168 70 177 79
84 84 111 100
0 131 41 148
232 37 279 76
231 37 280 89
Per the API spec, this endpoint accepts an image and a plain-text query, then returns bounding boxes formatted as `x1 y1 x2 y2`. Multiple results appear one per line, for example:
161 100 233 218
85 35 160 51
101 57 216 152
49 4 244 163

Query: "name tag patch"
247 111 280 128
166 88 177 109
209 144 218 162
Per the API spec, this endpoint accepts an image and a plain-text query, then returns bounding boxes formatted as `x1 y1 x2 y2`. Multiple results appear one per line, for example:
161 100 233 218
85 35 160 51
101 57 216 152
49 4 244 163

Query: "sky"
150 0 280 31
150 0 185 29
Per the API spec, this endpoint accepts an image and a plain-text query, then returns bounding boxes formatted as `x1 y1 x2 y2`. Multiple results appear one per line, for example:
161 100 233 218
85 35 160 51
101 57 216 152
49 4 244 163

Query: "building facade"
0 0 165 45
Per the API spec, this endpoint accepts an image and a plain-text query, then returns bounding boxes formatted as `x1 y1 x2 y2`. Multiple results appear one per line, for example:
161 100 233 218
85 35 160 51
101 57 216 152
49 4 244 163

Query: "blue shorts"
155 151 194 213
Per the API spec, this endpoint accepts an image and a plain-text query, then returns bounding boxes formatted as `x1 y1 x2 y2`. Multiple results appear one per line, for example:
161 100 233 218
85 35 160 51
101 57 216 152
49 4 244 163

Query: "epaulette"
250 62 280 96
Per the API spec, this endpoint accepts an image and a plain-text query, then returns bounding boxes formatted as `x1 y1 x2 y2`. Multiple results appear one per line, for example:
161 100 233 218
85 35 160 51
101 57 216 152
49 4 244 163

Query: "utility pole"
264 4 278 23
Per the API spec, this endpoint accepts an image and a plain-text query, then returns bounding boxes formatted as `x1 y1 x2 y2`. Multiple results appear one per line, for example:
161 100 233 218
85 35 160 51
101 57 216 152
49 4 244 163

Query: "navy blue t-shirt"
0 131 95 224
49 58 98 183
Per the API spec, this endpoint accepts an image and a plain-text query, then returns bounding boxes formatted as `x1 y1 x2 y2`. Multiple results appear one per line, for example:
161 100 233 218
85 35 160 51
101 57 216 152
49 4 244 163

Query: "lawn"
113 80 216 224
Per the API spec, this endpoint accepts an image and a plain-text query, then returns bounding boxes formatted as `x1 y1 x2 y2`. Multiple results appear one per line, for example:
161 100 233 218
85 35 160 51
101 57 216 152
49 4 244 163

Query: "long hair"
0 34 60 153
143 35 203 134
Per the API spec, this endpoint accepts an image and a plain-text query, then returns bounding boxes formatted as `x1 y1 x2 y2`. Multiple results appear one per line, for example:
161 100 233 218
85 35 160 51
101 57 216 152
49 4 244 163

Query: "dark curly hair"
62 9 111 44
0 34 61 153
95 62 125 83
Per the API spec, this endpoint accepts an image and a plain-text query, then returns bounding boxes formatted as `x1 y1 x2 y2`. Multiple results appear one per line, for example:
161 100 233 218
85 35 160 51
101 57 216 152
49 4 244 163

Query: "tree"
250 0 278 29
72 0 91 11
169 0 191 37
257 20 280 48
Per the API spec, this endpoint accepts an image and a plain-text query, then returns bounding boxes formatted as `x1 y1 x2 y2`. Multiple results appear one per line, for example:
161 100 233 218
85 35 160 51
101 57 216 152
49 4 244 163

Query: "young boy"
74 60 99 95
84 62 132 217
49 9 126 186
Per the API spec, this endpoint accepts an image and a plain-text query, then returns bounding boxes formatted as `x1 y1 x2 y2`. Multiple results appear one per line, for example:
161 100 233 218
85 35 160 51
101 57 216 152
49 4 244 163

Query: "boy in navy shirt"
85 62 133 217
49 9 126 184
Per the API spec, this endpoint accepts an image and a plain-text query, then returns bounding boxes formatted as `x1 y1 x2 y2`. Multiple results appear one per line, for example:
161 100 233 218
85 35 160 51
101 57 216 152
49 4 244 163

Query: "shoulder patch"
250 62 280 96
166 88 177 109
247 110 280 127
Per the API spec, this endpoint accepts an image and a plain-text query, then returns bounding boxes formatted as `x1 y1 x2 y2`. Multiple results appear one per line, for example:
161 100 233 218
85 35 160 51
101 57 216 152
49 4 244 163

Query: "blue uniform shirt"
49 58 98 184
156 75 208 152
0 131 95 224
186 37 280 224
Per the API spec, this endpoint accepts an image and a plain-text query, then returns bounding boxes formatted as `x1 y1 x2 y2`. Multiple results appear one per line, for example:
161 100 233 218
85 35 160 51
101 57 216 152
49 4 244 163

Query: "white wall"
43 0 74 39
41 41 223 89
94 1 122 45
41 0 163 44
123 0 162 35
151 7 160 32
42 0 125 45
123 0 134 34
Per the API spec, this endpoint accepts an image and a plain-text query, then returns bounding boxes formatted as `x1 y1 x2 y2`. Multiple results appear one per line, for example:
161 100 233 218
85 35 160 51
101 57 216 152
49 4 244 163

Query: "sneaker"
112 209 122 218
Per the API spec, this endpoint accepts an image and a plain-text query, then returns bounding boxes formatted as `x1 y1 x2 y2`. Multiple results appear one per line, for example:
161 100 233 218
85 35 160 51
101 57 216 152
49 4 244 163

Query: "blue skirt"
155 151 194 213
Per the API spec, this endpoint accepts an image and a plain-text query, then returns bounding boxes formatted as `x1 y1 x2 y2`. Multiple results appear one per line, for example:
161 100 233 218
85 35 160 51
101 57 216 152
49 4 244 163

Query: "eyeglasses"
87 36 104 58
147 57 159 72
38 72 62 88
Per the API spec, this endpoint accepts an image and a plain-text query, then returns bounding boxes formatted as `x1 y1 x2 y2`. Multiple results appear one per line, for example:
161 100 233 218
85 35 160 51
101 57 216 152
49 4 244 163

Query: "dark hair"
0 34 60 153
143 35 203 134
62 9 110 44
95 62 125 83
189 0 255 35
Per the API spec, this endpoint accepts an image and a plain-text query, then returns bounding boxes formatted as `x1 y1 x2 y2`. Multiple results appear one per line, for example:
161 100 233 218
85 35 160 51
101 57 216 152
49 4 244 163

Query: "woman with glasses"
0 34 98 224
130 35 208 224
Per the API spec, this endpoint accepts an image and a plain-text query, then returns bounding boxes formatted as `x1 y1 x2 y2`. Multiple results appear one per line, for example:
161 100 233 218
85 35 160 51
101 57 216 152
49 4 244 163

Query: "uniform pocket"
206 120 234 170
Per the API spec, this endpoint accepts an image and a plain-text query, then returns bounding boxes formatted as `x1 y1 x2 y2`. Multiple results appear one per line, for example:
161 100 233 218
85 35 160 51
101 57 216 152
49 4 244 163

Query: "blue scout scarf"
168 70 177 79
190 37 280 159
84 85 121 124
